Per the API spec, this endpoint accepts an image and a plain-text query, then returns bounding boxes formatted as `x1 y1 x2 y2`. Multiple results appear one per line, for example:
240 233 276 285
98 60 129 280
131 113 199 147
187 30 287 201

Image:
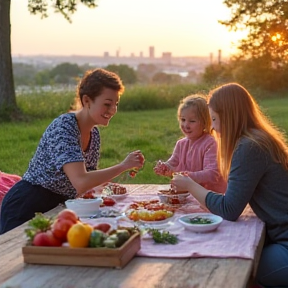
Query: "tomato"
52 218 75 242
82 190 96 199
57 209 78 223
93 223 111 233
129 170 137 178
102 197 116 206
169 198 180 205
33 230 62 247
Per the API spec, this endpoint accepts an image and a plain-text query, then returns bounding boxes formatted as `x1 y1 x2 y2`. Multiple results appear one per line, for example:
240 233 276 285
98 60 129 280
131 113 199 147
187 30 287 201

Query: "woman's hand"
170 173 193 192
121 150 145 171
171 173 209 208
153 160 173 177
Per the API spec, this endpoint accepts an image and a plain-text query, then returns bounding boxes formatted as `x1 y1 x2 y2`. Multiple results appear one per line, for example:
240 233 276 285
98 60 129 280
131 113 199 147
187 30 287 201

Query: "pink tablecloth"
85 193 264 260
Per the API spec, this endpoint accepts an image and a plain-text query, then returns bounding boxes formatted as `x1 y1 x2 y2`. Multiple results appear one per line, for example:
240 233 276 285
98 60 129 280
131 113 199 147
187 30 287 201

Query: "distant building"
104 52 109 57
210 52 213 64
218 49 222 64
149 46 155 59
162 52 172 64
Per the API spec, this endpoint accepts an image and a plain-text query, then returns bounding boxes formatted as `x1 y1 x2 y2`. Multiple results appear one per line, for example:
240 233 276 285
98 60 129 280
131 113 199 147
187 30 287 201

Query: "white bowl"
65 198 103 218
178 213 223 233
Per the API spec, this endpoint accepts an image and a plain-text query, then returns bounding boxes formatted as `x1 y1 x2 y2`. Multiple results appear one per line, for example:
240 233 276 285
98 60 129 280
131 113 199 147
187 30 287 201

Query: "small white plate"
178 213 223 233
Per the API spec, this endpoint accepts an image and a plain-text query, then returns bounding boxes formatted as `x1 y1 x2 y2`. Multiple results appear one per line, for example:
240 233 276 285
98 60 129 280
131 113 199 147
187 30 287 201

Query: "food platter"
125 199 175 223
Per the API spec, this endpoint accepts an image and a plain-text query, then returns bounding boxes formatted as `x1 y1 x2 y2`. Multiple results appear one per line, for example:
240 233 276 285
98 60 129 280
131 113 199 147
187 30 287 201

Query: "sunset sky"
11 0 246 58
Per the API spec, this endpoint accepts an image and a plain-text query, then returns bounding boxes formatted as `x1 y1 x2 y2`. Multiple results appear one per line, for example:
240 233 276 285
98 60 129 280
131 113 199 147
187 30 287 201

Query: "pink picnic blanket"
85 193 264 260
0 171 22 205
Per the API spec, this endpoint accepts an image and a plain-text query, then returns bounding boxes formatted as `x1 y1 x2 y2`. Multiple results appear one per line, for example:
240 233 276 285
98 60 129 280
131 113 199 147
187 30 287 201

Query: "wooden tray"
22 232 140 269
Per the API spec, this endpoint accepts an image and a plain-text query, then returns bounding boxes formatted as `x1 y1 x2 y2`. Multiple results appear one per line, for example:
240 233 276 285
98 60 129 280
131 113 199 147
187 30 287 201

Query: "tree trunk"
0 0 17 115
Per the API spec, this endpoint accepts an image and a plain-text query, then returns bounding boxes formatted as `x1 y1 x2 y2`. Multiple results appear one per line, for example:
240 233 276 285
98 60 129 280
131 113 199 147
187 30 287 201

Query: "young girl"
154 94 226 193
171 83 288 288
0 68 144 234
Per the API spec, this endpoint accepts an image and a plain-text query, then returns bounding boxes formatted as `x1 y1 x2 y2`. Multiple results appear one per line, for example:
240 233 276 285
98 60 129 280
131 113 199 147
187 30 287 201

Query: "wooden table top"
0 184 265 288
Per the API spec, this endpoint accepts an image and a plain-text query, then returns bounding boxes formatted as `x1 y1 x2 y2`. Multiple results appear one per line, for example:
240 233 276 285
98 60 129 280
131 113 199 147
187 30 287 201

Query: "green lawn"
1 97 288 184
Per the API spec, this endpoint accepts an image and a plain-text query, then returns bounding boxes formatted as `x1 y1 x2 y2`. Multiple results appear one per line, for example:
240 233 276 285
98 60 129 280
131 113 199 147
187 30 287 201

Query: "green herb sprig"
24 212 54 243
148 228 178 244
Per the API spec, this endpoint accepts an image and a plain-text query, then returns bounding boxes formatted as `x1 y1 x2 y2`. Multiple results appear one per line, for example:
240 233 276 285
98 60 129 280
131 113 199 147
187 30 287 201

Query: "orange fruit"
67 223 91 248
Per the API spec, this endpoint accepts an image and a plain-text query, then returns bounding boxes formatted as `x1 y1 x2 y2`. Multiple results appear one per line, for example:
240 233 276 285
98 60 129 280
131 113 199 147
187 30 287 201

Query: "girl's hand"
153 160 173 177
170 173 193 192
122 150 145 171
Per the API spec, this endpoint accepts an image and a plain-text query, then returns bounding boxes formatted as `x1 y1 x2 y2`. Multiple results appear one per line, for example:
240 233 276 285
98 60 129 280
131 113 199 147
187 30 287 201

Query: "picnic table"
0 184 265 288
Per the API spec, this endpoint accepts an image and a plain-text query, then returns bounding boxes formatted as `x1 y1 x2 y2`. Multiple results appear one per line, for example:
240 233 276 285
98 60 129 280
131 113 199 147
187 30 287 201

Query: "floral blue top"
23 113 100 198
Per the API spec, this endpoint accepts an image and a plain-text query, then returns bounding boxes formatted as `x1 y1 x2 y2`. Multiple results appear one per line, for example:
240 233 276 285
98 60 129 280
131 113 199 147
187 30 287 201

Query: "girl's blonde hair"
208 82 288 180
178 94 212 134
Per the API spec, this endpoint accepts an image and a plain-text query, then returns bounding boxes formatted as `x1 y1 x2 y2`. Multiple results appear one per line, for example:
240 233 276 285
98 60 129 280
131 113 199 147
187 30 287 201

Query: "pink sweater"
167 133 227 193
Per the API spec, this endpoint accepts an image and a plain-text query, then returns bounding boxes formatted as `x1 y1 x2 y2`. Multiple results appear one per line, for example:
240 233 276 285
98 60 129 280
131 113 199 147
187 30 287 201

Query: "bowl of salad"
178 213 223 233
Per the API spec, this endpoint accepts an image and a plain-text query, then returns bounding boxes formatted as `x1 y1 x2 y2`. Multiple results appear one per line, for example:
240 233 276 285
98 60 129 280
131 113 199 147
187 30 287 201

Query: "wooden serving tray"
22 232 140 269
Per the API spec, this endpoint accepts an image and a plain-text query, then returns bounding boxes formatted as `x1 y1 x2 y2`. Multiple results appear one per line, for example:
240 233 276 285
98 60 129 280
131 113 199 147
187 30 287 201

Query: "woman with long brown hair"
171 83 288 287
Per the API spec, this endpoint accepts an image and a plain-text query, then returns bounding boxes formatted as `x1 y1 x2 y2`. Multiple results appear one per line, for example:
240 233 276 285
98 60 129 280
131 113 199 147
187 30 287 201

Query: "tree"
105 64 138 85
220 0 288 66
0 0 98 119
50 62 82 84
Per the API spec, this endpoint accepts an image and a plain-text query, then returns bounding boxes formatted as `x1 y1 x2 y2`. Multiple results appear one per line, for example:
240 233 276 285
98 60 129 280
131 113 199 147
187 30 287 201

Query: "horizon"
11 0 247 59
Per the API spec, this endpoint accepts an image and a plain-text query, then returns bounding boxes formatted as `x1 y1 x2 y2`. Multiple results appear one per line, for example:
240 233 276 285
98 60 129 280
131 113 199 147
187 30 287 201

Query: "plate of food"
178 213 223 233
125 200 175 224
102 183 128 200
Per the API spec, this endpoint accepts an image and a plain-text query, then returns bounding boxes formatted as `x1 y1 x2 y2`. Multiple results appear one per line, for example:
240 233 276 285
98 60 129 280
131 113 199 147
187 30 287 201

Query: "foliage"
119 83 208 111
0 0 99 120
1 85 288 182
202 63 233 87
151 72 182 84
221 0 288 66
17 90 75 119
28 0 98 22
105 64 137 85
50 62 83 84
202 57 288 92
137 63 159 83
13 63 39 86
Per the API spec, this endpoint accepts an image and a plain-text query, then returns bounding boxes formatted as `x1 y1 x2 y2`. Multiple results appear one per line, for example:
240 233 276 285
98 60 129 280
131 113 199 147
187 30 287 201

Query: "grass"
1 85 288 185
0 109 182 184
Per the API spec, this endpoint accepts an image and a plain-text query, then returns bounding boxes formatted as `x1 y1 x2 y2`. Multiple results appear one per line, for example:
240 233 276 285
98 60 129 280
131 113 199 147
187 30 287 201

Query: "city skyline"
11 0 247 58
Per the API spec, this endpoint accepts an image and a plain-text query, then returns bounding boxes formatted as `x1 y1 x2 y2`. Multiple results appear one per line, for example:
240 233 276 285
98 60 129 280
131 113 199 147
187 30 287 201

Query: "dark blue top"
23 113 100 198
206 137 288 243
